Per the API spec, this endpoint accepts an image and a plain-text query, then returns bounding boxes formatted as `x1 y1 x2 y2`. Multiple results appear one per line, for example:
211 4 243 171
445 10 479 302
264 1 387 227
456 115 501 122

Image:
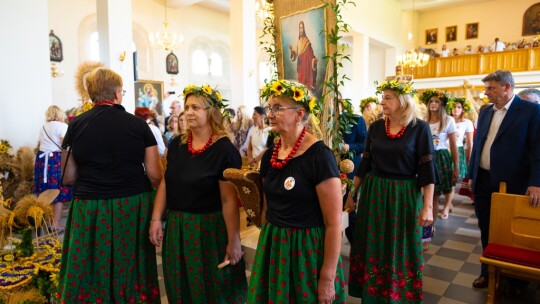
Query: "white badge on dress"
284 177 295 190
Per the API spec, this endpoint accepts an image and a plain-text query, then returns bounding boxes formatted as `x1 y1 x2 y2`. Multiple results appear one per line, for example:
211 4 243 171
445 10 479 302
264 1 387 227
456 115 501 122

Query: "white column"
96 0 135 113
230 0 258 109
0 0 52 150
351 32 371 100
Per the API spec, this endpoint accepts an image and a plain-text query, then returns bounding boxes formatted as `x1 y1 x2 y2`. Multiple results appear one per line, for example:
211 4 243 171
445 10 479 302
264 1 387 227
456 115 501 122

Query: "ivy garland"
321 0 357 159
259 1 278 81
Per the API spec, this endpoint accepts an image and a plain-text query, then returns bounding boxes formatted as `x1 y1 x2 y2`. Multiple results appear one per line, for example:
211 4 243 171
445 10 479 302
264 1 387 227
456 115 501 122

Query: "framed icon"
446 26 457 42
466 22 479 40
166 52 179 75
49 30 63 62
426 28 438 45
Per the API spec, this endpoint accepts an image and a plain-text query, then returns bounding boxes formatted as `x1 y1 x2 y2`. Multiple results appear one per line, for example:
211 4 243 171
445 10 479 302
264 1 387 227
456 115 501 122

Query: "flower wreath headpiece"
375 80 416 97
446 97 473 115
419 88 450 106
0 139 12 155
260 79 321 114
360 97 379 112
183 84 228 112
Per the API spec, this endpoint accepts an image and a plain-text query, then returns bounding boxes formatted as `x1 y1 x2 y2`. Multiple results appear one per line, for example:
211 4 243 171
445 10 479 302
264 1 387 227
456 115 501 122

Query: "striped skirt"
33 151 72 202
434 149 455 194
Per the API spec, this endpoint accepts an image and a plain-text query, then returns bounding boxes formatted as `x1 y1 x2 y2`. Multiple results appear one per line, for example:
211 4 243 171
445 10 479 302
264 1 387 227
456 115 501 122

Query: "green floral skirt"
434 149 455 194
162 210 247 303
457 146 468 180
58 191 160 303
348 173 424 303
247 222 346 303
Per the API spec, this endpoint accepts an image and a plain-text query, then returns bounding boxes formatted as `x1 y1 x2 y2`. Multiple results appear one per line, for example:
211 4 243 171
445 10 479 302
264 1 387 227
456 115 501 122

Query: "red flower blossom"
405 291 415 301
398 278 406 288
412 279 422 289
390 291 402 301
367 286 378 296
375 276 385 285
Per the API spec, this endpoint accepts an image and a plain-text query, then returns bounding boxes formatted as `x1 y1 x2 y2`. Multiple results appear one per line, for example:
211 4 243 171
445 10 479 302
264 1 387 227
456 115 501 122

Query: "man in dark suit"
468 70 540 289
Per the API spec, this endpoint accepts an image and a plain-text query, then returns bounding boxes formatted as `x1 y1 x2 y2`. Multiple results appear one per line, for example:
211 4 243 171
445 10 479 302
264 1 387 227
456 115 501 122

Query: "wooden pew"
479 182 540 303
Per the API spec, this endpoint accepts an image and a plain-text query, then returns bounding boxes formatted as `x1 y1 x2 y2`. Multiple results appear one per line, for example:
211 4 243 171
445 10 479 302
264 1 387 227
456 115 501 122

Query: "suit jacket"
468 96 540 194
342 115 367 178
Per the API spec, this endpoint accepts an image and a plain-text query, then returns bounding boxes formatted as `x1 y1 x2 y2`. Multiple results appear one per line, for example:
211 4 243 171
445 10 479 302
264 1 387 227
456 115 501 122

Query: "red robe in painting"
291 36 317 91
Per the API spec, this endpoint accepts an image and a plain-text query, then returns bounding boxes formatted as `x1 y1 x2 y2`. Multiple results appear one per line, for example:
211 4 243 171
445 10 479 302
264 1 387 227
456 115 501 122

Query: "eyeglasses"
264 105 299 116
122 90 126 96
185 104 209 112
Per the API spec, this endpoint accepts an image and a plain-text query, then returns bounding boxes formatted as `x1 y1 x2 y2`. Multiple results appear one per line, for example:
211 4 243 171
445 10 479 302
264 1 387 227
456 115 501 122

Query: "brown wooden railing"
403 48 540 78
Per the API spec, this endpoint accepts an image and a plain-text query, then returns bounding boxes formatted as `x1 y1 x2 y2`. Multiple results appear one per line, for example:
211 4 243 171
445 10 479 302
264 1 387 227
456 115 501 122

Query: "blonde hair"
391 91 418 126
232 105 252 132
45 105 65 122
85 67 123 102
181 94 232 143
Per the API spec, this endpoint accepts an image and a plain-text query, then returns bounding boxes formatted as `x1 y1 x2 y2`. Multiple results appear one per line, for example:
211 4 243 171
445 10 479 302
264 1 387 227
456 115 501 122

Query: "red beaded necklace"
270 127 307 170
93 100 115 106
187 131 213 156
385 118 407 139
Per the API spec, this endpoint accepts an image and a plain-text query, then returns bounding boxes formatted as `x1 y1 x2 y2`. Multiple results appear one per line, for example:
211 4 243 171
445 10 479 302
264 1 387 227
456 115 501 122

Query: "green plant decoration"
18 229 33 257
259 2 278 81
321 0 356 159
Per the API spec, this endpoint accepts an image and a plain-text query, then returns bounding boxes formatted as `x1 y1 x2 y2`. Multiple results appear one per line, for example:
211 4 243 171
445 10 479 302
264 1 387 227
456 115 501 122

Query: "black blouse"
260 141 339 228
355 119 438 187
165 136 241 213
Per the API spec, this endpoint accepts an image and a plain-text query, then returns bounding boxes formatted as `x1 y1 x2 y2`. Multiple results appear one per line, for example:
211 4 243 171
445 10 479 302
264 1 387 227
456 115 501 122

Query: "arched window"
209 52 223 77
89 31 100 61
192 50 209 75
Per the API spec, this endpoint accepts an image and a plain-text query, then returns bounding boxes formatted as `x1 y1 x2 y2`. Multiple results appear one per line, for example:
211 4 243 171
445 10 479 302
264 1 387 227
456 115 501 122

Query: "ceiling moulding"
399 0 495 12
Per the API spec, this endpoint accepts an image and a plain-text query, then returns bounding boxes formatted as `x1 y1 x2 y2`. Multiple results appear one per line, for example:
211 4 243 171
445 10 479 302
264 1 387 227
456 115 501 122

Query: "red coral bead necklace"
385 117 406 139
187 131 213 155
270 127 306 170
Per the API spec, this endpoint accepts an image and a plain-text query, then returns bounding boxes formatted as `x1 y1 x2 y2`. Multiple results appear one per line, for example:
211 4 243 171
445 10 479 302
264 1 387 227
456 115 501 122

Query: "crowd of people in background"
30 68 540 303
438 36 540 57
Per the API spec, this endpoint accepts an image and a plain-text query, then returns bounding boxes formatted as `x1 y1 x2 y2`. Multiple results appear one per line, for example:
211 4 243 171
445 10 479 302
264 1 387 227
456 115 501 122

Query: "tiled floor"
58 191 540 303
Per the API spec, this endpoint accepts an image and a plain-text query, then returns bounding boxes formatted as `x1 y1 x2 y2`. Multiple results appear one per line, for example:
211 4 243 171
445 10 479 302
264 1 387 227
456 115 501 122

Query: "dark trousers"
473 168 497 278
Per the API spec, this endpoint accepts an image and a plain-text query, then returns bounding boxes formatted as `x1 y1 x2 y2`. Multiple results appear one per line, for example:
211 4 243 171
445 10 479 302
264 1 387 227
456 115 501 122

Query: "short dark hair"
224 108 236 118
481 70 514 88
254 106 266 115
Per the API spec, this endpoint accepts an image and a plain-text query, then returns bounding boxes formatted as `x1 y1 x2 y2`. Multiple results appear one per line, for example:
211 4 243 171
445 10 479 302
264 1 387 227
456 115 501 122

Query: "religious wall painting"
49 30 63 62
279 5 327 98
466 22 479 40
426 28 438 45
135 80 164 115
523 3 540 36
166 52 179 75
446 25 457 42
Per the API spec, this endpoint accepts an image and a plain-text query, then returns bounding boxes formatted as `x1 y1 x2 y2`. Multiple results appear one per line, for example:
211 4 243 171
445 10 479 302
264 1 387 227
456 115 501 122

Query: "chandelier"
149 0 183 52
255 0 272 23
397 0 429 68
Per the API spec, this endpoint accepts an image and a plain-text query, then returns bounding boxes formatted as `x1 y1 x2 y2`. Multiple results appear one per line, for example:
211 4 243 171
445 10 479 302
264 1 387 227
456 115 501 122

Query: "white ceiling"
159 0 494 14
399 0 494 12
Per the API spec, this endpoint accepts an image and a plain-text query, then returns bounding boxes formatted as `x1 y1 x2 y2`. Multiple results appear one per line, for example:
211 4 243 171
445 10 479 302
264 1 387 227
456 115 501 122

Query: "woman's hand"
344 191 356 213
149 220 163 247
418 206 434 227
224 238 244 265
318 277 336 304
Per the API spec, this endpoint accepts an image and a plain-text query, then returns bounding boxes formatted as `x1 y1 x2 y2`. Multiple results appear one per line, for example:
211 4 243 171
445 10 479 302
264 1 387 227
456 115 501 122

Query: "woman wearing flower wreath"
345 80 437 303
149 84 247 303
420 89 459 222
445 97 474 210
360 96 381 128
58 67 163 303
247 79 346 303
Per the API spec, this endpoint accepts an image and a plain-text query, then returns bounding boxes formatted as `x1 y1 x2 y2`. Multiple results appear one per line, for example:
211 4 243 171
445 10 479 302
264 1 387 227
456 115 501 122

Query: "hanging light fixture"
255 0 272 23
149 0 184 52
397 0 430 68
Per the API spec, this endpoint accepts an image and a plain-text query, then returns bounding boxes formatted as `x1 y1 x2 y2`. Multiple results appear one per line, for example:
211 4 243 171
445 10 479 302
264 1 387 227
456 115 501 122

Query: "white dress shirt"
479 96 515 170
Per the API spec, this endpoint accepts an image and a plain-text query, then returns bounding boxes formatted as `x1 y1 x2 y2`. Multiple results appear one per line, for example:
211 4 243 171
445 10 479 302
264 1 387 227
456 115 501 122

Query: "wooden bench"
479 182 540 303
